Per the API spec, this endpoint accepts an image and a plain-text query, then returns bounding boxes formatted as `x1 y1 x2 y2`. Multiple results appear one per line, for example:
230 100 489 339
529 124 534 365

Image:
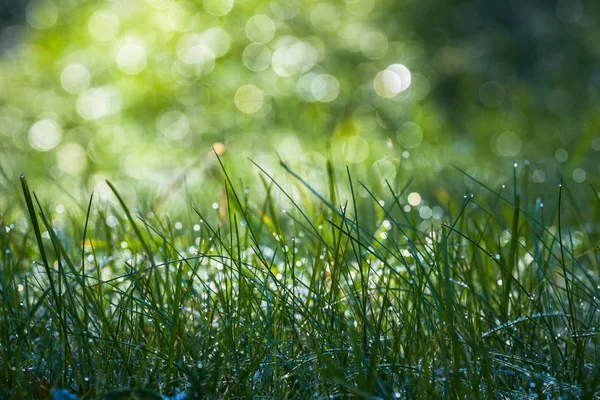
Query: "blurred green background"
0 0 598 204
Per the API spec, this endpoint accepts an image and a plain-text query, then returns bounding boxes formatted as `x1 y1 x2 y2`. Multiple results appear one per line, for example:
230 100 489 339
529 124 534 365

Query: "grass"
1 157 599 399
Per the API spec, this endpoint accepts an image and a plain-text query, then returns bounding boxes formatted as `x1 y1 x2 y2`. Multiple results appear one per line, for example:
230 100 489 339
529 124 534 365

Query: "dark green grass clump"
1 160 600 399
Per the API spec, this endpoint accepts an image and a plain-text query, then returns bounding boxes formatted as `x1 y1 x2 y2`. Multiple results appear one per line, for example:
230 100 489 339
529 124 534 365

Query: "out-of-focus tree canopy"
0 0 598 196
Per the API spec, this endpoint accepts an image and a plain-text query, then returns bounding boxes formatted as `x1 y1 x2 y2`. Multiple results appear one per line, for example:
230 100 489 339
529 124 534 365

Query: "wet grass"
1 158 600 399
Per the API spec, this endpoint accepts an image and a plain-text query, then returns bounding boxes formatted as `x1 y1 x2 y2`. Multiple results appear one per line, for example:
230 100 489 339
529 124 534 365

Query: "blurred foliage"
0 0 599 199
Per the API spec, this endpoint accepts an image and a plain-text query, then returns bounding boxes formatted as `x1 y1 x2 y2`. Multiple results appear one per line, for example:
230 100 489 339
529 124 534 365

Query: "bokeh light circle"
235 85 264 114
200 28 231 58
572 168 586 183
555 148 568 162
168 2 200 32
57 142 87 174
116 38 147 75
419 206 432 219
374 64 411 98
344 136 369 163
270 0 299 20
408 192 421 206
243 43 271 71
310 3 340 32
493 131 522 157
60 64 91 95
88 10 120 41
158 110 190 140
345 0 375 16
479 81 505 108
204 0 234 16
29 119 62 151
397 122 423 148
360 32 388 60
311 74 339 102
245 15 276 43
272 39 318 77
76 86 122 120
177 35 216 65
26 0 58 30
556 0 583 23
371 159 396 183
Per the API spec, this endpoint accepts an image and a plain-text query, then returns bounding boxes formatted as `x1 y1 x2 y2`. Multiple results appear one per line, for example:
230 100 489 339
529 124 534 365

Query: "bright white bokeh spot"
57 142 87 174
116 38 147 75
374 64 411 98
26 0 58 30
235 85 264 114
158 110 189 140
407 192 421 207
397 122 423 149
60 64 91 95
386 64 412 91
29 119 62 151
203 0 234 16
243 43 271 71
245 14 275 43
344 136 369 163
76 86 122 120
88 10 120 41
